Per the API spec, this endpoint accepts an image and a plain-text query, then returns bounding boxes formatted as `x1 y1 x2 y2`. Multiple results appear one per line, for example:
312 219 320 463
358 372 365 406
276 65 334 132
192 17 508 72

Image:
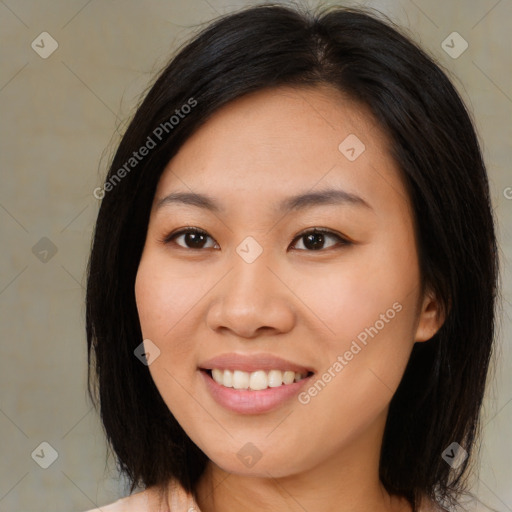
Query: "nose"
205 249 296 339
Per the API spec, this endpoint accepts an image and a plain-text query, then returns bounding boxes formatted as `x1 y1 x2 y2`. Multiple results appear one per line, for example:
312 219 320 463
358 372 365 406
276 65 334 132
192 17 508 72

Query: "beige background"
0 1 510 511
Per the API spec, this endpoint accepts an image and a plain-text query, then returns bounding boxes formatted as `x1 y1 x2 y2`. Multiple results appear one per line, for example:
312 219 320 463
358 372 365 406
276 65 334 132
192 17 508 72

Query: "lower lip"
199 370 313 415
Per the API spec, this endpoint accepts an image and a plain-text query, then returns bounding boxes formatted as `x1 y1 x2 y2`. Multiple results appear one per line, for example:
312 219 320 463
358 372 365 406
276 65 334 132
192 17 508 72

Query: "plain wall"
0 1 510 511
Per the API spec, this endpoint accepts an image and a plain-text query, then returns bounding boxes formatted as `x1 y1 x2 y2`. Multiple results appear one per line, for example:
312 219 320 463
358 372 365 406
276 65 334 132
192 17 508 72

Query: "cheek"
135 253 206 342
287 238 420 413
134 255 202 394
282 276 418 469
289 243 420 348
134 255 200 417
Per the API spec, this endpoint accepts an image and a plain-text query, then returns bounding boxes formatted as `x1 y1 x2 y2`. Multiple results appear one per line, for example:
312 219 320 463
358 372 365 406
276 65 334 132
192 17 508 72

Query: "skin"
134 84 445 512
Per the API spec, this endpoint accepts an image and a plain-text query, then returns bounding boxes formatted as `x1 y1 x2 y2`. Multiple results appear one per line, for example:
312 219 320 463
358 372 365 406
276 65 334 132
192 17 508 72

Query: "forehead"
154 85 410 218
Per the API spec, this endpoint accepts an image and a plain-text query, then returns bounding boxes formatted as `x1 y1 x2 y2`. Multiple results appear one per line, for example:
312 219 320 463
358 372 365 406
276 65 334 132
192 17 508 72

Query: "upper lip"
199 353 315 374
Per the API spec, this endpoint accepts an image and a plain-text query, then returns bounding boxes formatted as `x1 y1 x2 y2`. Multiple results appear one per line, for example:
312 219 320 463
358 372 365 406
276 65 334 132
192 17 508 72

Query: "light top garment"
84 478 445 511
83 479 201 512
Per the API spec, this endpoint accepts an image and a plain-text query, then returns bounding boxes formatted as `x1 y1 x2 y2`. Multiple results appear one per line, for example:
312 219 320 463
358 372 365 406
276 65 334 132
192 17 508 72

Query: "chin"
203 443 310 479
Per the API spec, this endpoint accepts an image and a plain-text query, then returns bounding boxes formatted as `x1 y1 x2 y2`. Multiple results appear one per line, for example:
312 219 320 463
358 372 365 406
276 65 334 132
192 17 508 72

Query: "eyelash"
159 226 352 252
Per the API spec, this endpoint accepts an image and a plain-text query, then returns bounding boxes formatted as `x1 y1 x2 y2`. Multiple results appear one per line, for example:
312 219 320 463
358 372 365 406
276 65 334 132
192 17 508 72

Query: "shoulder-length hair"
86 3 499 510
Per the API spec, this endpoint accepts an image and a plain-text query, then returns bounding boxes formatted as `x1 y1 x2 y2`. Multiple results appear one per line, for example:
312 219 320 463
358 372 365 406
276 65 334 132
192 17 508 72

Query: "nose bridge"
206 237 295 336
227 238 276 308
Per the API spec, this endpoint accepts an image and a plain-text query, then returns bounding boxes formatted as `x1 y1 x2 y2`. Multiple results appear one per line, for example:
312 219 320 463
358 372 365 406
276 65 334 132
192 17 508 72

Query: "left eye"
161 227 350 251
290 228 349 251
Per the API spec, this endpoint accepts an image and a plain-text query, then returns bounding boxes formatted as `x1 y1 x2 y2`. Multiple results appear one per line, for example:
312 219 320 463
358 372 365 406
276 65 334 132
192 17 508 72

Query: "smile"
199 368 315 414
208 368 312 391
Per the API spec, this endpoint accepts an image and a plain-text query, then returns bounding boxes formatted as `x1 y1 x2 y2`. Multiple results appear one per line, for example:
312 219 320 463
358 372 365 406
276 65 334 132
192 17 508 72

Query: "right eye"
160 227 219 250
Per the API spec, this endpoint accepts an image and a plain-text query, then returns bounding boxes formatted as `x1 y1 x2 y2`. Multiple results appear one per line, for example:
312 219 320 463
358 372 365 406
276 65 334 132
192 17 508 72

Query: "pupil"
305 232 324 250
187 232 205 248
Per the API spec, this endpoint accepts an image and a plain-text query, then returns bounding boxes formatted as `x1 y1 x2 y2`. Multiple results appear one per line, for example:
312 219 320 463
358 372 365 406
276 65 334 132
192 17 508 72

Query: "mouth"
200 368 315 391
199 367 315 414
198 352 316 414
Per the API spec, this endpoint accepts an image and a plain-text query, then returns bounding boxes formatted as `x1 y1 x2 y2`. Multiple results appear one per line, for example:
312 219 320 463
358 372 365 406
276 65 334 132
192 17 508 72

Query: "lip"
198 352 315 374
199 368 314 414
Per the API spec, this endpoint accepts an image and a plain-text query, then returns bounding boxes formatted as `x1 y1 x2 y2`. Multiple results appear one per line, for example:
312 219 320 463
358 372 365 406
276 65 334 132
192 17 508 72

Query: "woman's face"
135 85 442 478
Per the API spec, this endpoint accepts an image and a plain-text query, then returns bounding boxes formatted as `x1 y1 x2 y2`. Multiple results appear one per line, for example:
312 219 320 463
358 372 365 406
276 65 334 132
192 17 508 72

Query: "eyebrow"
155 188 373 214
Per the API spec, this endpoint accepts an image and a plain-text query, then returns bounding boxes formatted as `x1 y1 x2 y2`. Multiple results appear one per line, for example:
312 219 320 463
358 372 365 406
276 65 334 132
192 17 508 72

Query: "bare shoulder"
82 488 151 512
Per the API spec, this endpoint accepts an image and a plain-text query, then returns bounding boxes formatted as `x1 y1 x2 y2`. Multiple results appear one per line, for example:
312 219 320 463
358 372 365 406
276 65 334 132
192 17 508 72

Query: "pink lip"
199 369 313 414
199 352 314 374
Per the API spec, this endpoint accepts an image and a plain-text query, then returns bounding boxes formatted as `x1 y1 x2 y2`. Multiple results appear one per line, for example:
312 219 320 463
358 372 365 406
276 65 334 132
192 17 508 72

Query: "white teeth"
209 368 309 390
212 369 223 383
223 369 233 387
249 370 268 390
283 370 295 385
232 370 249 389
267 369 283 388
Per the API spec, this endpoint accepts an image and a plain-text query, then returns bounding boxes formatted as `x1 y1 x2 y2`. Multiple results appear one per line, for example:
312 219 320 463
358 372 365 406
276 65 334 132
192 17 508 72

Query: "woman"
84 3 499 511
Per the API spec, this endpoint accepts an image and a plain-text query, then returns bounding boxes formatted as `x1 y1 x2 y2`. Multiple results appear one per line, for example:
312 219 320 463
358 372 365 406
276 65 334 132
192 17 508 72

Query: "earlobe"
414 290 446 343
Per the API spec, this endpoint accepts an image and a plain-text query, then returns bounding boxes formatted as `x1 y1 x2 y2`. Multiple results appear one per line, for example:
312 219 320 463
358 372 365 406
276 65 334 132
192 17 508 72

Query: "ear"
414 288 446 343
